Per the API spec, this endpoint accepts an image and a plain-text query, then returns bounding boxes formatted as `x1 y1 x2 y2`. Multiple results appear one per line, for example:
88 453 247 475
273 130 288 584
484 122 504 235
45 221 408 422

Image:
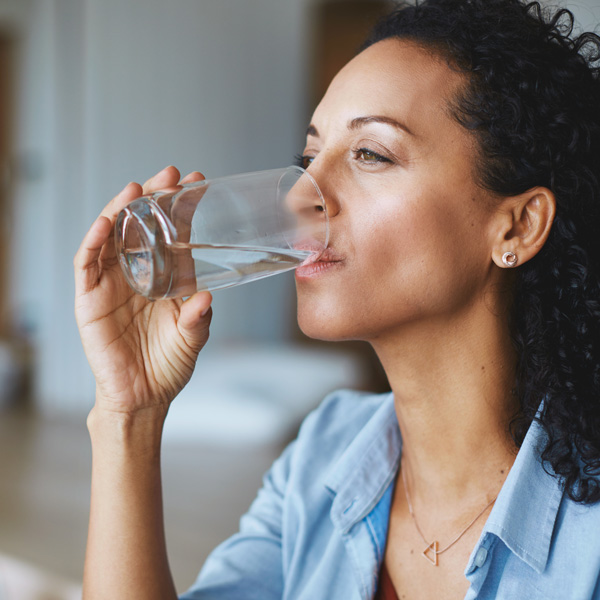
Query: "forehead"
312 39 466 137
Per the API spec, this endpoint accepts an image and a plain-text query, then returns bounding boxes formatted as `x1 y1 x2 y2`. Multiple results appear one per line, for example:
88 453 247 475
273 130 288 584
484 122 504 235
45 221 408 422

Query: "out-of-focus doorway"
0 30 14 334
310 0 394 108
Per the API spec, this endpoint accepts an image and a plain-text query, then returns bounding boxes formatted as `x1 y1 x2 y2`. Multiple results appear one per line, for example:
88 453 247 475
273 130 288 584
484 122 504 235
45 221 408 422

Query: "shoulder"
262 389 392 492
540 489 600 597
294 389 391 456
556 484 600 542
303 388 389 428
272 389 395 499
485 418 600 596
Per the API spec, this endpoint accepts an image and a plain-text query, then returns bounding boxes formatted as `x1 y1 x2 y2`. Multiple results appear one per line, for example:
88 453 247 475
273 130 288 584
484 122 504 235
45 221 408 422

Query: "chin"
296 303 362 343
296 306 334 341
295 282 377 342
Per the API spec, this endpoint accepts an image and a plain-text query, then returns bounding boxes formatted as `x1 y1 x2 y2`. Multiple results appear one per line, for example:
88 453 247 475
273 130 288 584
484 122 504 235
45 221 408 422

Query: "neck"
371 299 520 505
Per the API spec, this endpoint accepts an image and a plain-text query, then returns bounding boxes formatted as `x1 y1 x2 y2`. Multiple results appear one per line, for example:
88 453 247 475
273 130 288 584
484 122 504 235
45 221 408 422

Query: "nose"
283 167 330 251
303 162 341 219
285 168 325 216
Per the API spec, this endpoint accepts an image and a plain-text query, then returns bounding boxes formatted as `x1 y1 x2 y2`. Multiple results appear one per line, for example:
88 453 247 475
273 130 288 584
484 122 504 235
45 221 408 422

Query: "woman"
74 0 600 598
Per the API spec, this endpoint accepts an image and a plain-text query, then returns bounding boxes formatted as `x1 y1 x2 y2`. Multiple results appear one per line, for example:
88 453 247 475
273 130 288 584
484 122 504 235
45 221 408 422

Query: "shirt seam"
366 513 383 564
488 523 545 570
344 532 369 599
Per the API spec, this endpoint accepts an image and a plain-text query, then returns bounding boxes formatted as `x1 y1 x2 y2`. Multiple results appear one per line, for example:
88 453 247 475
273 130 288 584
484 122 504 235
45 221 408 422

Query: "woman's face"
295 39 504 343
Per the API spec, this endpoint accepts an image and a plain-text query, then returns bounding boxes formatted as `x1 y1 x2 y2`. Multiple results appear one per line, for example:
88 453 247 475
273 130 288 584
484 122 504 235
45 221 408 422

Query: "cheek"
356 198 445 286
370 192 486 269
296 190 493 341
352 195 491 315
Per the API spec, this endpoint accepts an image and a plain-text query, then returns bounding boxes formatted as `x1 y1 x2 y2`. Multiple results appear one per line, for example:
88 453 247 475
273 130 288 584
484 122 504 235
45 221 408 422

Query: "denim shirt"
180 390 600 599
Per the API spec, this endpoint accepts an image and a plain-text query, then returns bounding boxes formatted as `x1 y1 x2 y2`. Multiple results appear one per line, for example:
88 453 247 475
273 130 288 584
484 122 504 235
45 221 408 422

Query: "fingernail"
201 306 211 317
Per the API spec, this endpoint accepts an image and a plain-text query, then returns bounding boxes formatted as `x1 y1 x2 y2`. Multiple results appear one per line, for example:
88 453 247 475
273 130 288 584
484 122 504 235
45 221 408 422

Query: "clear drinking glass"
115 166 329 299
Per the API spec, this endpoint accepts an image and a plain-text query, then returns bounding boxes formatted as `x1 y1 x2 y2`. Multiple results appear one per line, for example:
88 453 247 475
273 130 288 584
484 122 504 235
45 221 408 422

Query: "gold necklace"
400 463 497 566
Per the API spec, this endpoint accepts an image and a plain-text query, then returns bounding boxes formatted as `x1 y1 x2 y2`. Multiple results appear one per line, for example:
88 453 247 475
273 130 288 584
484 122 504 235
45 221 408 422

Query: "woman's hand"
74 166 213 414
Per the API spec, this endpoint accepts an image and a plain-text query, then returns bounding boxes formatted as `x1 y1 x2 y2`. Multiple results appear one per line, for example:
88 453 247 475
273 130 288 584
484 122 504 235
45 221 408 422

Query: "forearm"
83 403 177 600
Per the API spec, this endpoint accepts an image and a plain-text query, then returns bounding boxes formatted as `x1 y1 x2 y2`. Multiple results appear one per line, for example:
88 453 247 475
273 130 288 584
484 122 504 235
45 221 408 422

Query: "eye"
294 154 314 169
353 148 392 163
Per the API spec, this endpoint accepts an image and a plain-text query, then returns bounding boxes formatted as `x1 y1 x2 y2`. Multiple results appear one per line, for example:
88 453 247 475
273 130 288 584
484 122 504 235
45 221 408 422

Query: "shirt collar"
324 392 402 534
323 392 564 573
467 418 564 575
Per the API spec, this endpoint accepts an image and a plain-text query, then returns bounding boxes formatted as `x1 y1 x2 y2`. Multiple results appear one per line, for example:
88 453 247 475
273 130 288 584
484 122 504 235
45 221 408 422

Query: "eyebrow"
306 115 415 138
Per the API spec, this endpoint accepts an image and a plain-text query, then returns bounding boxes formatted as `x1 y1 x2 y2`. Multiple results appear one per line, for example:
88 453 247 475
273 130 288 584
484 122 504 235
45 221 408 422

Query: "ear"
491 187 556 269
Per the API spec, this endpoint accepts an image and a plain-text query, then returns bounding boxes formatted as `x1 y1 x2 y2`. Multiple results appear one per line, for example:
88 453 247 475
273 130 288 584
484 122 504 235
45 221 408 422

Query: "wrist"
87 402 169 458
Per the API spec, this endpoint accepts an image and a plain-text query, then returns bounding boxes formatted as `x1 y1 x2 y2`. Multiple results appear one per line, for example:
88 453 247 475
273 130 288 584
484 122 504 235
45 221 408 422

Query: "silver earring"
502 251 518 268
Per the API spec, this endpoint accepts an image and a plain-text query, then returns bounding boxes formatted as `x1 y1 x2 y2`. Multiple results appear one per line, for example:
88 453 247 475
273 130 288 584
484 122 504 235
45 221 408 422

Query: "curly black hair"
362 0 600 504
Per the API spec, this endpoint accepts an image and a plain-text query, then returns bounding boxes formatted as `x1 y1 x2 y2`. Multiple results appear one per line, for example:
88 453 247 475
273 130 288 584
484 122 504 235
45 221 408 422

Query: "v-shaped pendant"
422 541 439 566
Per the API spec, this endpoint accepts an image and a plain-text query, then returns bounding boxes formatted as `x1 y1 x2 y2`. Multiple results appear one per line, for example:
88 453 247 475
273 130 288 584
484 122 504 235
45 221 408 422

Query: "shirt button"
474 547 488 568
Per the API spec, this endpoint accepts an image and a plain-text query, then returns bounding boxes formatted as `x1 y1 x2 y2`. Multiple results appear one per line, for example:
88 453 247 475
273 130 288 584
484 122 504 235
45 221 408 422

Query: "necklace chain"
400 461 497 566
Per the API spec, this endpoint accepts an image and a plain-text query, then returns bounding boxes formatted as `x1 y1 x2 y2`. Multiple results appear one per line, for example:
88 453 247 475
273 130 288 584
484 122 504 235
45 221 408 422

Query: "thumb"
177 292 213 352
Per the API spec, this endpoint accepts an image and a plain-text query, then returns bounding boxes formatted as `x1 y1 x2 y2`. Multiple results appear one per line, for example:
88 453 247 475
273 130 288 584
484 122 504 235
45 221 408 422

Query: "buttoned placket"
464 534 496 599
325 394 401 600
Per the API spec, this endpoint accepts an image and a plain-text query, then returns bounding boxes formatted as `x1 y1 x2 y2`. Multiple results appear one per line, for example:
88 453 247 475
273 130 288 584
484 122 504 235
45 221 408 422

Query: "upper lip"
295 242 344 262
315 247 344 262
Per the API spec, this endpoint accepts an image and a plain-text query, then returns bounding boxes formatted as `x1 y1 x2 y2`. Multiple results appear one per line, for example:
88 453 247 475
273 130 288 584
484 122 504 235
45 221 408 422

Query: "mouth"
295 246 344 280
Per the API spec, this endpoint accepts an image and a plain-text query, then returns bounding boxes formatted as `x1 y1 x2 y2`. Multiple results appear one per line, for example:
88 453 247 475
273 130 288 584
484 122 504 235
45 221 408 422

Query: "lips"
295 245 344 279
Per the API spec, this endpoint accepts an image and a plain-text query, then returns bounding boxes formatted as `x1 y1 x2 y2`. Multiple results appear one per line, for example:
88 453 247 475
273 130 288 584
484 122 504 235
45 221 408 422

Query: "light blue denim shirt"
180 390 600 599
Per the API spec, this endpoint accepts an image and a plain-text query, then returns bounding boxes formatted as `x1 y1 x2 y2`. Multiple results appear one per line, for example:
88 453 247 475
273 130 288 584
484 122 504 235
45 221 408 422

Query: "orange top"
375 564 399 600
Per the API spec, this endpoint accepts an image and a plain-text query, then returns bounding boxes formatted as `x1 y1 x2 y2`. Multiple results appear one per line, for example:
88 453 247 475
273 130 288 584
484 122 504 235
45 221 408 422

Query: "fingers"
97 167 202 226
99 181 144 223
177 292 213 352
74 216 113 295
180 171 205 185
76 166 206 300
142 165 181 195
75 178 144 300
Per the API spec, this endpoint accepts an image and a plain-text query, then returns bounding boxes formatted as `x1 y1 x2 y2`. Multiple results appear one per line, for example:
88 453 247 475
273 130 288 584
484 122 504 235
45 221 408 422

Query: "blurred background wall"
2 0 318 414
0 0 394 418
